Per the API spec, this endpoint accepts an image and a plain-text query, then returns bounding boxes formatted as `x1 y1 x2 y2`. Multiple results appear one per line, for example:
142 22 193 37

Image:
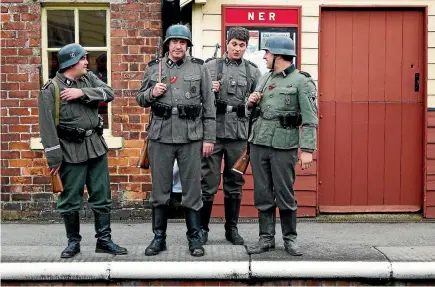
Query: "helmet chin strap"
272 55 277 70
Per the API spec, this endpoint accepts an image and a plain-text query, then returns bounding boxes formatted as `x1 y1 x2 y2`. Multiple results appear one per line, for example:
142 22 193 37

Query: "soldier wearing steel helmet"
137 24 216 257
38 43 128 258
245 36 318 256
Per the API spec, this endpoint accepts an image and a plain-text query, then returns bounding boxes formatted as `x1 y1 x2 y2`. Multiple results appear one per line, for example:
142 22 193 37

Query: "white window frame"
31 4 123 149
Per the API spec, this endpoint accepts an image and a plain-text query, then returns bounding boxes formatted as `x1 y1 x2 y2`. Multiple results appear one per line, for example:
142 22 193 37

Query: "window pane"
87 51 109 128
48 51 60 79
79 10 106 47
47 10 75 48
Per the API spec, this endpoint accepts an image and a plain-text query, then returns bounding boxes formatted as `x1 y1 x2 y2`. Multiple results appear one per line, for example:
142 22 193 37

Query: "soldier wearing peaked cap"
245 36 318 256
136 24 216 257
200 27 262 246
38 43 128 259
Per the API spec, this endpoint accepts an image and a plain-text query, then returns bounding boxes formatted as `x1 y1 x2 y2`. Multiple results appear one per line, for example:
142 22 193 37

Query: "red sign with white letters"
224 7 299 25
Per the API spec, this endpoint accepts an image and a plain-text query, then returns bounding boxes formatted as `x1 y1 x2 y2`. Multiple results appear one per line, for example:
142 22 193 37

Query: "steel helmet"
262 36 296 57
57 43 88 70
163 24 193 47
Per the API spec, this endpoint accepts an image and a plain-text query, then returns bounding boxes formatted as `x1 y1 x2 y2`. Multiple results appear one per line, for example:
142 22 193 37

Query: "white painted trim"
110 261 250 279
1 262 109 281
251 261 391 279
3 261 435 281
181 0 192 8
30 132 123 150
391 262 435 279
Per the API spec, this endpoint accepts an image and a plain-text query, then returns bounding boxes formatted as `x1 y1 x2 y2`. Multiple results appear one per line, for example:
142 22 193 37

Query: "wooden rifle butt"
51 174 64 193
231 150 250 175
137 138 150 169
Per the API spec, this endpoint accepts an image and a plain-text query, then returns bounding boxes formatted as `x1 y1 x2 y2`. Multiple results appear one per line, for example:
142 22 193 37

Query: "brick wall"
0 0 161 220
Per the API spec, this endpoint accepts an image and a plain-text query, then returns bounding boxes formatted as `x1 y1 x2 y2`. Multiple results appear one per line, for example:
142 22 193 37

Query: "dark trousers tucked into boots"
94 211 128 255
61 211 81 258
280 209 302 256
185 208 205 257
224 198 244 245
145 206 168 256
246 208 276 254
200 201 213 245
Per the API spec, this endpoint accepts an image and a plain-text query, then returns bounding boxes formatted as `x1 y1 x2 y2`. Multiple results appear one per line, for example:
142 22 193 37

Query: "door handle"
415 73 420 92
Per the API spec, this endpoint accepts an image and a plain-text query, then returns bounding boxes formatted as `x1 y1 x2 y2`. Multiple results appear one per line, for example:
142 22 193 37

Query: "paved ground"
2 221 435 262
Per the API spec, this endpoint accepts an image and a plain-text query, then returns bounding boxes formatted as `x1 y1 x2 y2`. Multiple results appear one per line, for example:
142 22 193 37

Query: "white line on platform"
1 262 110 281
109 261 250 279
2 261 435 280
251 261 392 279
391 262 435 279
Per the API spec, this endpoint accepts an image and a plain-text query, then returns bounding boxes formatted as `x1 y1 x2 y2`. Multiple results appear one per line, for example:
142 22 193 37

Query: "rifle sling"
51 78 60 126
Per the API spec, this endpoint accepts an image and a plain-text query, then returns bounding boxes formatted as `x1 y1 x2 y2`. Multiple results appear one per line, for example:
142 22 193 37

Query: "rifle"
232 73 272 175
137 37 162 169
38 65 64 192
51 172 64 193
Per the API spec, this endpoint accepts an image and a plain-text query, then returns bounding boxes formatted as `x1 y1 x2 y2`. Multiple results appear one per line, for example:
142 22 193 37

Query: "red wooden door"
318 8 425 212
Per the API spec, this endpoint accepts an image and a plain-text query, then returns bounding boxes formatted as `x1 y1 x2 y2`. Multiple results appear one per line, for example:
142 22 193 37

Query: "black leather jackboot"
199 200 213 245
185 207 205 257
145 206 168 256
224 198 244 245
94 211 128 255
246 208 276 254
280 209 302 256
60 211 81 258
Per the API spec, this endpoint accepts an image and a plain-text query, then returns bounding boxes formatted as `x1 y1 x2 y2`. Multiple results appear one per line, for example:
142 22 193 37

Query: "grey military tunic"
38 71 113 168
38 71 115 213
136 55 216 211
201 54 261 201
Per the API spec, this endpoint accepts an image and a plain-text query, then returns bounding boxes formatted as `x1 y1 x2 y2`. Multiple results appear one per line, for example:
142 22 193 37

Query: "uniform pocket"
277 87 298 107
236 79 247 100
148 118 163 140
184 74 201 98
271 127 299 149
187 118 203 141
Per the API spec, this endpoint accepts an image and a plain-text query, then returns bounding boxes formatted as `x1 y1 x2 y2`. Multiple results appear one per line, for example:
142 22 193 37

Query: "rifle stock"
231 149 250 175
137 135 150 169
51 173 64 193
231 73 273 175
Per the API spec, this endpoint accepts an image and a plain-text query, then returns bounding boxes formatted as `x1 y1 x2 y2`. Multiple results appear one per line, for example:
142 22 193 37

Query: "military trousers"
200 138 246 202
149 140 203 211
57 153 112 214
250 144 298 212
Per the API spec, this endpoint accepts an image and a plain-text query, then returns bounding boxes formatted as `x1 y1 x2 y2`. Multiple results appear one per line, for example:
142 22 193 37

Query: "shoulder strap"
217 58 224 81
51 78 60 126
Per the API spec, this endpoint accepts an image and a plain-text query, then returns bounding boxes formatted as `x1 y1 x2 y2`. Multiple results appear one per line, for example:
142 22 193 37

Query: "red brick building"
1 0 168 220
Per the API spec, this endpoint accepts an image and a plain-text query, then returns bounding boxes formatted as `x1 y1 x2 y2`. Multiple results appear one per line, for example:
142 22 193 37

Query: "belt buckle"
226 105 233 113
172 107 178 115
85 129 94 137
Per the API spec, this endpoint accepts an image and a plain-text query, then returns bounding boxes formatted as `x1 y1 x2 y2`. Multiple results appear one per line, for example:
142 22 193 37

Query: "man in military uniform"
200 27 262 245
38 43 128 258
245 36 318 256
136 25 216 257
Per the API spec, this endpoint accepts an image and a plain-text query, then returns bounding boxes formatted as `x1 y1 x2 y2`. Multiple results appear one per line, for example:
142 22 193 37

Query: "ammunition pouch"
216 99 246 118
216 99 228 114
178 104 201 120
57 125 90 143
278 113 302 128
151 102 172 119
236 105 246 118
251 107 261 119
